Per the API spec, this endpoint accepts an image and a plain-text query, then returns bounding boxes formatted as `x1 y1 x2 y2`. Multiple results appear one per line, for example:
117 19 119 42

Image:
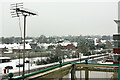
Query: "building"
113 20 120 64
0 57 11 63
61 44 76 50
0 43 32 53
13 43 32 53
113 34 120 64
102 35 111 40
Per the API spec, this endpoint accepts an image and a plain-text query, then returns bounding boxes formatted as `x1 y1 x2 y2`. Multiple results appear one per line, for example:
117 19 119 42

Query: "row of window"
113 54 120 62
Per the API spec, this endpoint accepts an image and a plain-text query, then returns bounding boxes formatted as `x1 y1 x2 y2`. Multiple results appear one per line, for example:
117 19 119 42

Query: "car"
24 60 30 63
16 64 23 67
5 66 13 69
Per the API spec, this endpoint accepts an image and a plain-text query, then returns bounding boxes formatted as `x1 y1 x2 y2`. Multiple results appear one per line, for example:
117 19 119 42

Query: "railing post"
118 64 120 80
85 59 89 80
85 59 88 64
8 73 14 80
71 64 75 80
85 67 89 80
59 60 62 67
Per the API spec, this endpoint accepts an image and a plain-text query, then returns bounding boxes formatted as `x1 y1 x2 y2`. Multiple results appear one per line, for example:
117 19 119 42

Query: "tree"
2 37 14 44
48 45 55 50
55 45 62 56
97 43 106 49
37 35 47 43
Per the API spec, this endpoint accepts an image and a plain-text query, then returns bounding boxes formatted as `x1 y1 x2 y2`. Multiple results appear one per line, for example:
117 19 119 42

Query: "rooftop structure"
113 2 120 64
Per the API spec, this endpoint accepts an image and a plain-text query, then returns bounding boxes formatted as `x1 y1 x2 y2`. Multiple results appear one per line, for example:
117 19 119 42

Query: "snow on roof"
4 44 14 49
39 43 50 47
37 41 77 48
0 57 10 59
101 40 106 43
72 42 77 47
94 49 102 52
59 41 71 46
0 44 5 48
22 39 33 43
59 41 77 47
38 43 57 47
13 44 31 50
0 43 32 50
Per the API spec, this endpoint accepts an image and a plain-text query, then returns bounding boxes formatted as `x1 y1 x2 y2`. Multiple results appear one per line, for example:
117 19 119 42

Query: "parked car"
16 64 23 67
5 66 13 69
24 60 30 63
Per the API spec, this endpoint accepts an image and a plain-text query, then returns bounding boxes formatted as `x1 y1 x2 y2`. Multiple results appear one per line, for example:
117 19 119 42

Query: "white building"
0 43 32 53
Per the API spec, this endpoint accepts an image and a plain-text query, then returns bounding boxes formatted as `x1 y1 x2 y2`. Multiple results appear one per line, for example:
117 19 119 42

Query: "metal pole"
28 51 30 73
23 15 27 80
19 35 22 76
19 49 20 76
63 51 64 63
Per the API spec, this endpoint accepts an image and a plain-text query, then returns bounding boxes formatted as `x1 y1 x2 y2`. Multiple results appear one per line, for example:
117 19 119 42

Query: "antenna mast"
10 3 37 80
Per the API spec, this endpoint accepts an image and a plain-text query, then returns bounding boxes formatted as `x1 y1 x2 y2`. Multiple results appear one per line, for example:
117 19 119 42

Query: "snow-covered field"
0 53 109 77
0 57 48 74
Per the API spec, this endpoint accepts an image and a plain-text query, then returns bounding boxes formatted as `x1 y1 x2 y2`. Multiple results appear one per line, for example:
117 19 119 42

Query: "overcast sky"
0 0 119 37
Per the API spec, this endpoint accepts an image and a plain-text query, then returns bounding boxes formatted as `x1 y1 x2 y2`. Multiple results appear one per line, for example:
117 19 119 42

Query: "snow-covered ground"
0 57 48 74
0 53 109 77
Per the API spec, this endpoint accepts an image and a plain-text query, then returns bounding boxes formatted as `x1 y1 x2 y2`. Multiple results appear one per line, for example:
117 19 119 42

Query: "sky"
0 0 120 37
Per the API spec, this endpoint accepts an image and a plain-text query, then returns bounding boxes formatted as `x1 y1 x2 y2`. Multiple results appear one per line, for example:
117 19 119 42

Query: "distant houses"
0 35 114 58
0 43 32 54
0 36 114 55
94 38 113 49
37 40 77 50
0 39 78 54
61 44 76 50
12 43 32 53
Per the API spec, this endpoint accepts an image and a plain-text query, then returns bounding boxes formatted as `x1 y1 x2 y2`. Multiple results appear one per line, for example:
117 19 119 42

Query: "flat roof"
0 57 10 59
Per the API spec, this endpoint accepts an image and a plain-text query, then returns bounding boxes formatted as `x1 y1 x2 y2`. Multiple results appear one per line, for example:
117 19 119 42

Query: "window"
113 54 120 62
114 41 120 48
